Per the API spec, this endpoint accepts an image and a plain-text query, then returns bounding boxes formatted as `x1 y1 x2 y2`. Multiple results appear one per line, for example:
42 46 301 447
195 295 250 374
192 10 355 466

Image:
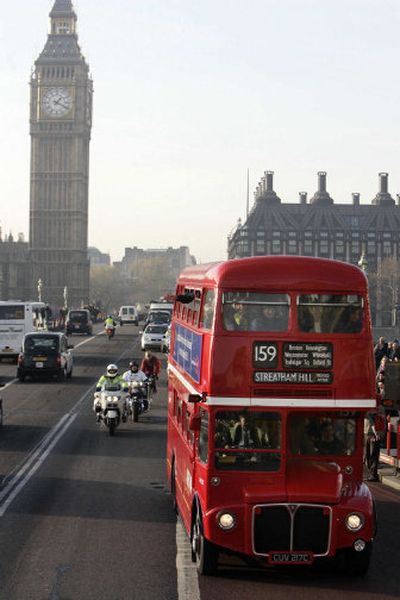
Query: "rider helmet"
106 364 118 377
129 361 139 370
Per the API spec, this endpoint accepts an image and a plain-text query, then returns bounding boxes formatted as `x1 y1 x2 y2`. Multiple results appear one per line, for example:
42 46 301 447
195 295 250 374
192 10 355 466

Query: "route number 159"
253 342 278 368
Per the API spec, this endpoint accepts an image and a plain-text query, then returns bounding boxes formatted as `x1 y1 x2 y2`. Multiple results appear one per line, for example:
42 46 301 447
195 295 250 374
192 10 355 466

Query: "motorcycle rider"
122 361 149 410
140 350 161 393
104 314 117 337
94 363 129 422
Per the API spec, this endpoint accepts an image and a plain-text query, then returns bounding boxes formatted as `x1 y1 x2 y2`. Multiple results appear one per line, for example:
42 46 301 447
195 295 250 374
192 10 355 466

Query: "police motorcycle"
93 381 128 436
127 381 149 422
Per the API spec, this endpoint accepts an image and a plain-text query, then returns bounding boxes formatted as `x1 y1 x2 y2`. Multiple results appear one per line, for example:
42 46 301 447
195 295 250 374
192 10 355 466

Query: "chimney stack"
265 171 274 192
318 171 327 193
352 193 360 206
379 172 388 194
310 171 333 205
299 192 307 204
372 172 394 206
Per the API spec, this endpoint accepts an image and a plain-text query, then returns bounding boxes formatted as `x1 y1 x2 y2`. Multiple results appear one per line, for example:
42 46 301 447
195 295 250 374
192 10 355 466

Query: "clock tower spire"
29 1 93 306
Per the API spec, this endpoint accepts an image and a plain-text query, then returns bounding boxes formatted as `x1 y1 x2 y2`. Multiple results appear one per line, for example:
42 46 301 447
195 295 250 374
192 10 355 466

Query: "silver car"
141 324 169 352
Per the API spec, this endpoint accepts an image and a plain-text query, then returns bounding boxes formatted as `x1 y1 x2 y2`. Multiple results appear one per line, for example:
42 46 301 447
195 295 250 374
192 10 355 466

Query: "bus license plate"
35 362 44 368
268 551 314 565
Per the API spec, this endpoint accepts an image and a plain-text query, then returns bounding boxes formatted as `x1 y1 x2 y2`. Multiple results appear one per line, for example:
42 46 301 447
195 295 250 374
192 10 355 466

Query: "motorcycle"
93 382 127 435
128 381 149 422
105 326 115 340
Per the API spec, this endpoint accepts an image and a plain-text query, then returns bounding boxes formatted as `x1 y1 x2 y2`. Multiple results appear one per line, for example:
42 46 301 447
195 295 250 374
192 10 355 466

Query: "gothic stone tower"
29 0 93 306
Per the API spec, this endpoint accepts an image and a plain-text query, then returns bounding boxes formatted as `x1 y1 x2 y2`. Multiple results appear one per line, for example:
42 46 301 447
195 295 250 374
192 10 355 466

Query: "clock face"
42 87 73 117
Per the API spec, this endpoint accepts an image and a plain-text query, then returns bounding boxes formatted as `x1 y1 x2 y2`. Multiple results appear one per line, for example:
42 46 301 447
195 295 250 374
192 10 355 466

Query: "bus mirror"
176 293 195 304
189 415 201 432
188 394 202 403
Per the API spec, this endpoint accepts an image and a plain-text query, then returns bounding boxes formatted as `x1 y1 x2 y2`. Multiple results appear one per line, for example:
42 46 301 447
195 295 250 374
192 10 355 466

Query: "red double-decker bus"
167 256 376 575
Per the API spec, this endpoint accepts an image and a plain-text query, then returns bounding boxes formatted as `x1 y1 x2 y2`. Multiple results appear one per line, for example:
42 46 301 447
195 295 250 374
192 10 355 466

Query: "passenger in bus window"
298 306 315 332
334 306 363 334
233 414 261 448
250 305 286 332
223 303 248 331
214 419 232 448
316 421 345 455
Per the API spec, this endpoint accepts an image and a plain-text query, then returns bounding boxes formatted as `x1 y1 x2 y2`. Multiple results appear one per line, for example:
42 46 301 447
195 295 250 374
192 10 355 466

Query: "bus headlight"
346 513 364 532
217 512 236 530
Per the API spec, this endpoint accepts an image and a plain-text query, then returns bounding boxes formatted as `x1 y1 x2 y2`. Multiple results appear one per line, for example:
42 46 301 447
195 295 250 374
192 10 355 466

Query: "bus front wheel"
191 509 218 575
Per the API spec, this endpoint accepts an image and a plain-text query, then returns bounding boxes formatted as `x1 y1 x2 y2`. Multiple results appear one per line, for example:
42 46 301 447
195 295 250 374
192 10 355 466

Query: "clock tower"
29 0 93 306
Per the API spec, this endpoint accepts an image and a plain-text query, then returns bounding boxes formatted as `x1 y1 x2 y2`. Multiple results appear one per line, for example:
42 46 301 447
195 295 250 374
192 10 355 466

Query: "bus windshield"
0 305 25 320
214 410 281 472
298 294 363 334
288 412 357 456
222 292 289 332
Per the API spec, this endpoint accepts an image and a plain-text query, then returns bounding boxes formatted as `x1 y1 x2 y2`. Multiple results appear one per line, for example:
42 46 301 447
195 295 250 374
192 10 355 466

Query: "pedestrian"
364 410 385 482
388 341 400 362
374 336 388 371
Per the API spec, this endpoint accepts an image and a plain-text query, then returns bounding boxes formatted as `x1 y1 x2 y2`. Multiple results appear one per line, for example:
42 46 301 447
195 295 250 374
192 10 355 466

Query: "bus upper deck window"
298 294 364 334
200 290 215 330
222 292 289 332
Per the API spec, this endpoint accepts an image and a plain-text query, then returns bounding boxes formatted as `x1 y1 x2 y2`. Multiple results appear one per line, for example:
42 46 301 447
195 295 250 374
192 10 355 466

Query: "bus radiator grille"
253 504 330 555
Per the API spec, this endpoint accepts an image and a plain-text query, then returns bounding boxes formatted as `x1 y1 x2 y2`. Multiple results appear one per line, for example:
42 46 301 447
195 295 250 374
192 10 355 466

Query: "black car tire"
58 367 67 382
67 366 73 379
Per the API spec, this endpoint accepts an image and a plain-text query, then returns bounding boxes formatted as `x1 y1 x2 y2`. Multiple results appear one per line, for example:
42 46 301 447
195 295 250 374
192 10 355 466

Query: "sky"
1 0 400 263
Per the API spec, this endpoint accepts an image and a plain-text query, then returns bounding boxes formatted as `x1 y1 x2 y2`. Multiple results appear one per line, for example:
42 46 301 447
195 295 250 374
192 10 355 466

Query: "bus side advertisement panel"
173 324 203 383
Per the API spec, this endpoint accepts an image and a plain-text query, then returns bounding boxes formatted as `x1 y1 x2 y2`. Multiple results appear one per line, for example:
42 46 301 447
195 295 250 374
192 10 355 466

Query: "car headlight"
346 513 364 532
217 512 236 530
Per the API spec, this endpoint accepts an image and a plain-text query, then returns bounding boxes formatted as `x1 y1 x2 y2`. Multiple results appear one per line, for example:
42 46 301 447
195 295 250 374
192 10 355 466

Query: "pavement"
379 464 400 491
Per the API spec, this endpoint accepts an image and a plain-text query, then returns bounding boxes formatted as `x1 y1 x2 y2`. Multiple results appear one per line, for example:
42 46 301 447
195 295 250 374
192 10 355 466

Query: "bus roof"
177 256 367 292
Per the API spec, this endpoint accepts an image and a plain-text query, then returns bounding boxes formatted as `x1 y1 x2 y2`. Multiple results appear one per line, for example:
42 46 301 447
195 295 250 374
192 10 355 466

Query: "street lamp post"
63 286 68 312
37 278 43 303
358 252 368 276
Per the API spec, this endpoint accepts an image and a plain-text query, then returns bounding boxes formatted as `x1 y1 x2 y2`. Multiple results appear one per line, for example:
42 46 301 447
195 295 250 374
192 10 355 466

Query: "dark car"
17 332 73 381
66 309 93 335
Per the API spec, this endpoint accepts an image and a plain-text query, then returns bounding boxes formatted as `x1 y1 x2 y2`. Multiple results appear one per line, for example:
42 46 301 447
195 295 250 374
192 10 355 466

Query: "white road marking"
1 378 18 391
176 518 201 600
0 413 77 517
0 338 138 517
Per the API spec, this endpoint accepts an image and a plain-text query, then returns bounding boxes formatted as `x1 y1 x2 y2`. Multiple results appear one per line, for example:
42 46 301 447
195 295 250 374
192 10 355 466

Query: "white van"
118 306 139 325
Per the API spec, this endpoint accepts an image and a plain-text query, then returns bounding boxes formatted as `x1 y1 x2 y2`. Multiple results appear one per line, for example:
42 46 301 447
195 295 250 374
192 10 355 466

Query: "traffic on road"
0 282 399 600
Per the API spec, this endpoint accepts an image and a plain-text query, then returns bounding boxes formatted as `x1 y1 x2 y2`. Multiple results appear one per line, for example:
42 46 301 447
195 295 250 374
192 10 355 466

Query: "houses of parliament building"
228 170 400 327
0 0 92 307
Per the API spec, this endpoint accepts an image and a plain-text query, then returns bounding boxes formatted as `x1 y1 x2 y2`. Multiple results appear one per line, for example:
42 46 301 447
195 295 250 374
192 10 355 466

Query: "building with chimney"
228 171 400 326
29 0 93 306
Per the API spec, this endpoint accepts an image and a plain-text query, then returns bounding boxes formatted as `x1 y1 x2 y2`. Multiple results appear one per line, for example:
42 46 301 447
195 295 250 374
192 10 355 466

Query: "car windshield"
213 410 281 472
288 412 357 456
25 336 58 352
146 325 167 334
222 292 289 332
69 312 87 322
297 294 363 334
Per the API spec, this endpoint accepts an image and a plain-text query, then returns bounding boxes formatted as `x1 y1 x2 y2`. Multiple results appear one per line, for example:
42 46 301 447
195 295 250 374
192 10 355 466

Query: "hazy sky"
1 0 400 263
